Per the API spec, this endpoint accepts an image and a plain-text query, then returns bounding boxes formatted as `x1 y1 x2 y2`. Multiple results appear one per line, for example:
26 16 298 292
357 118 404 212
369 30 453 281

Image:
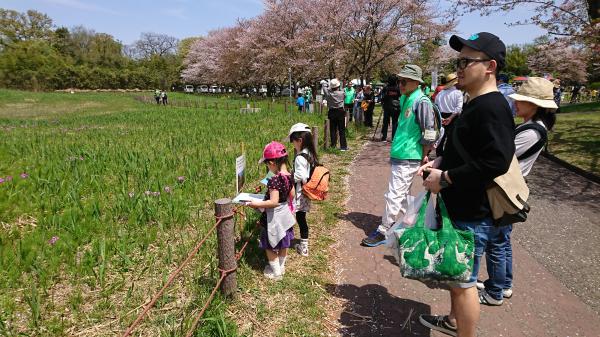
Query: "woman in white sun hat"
477 76 558 305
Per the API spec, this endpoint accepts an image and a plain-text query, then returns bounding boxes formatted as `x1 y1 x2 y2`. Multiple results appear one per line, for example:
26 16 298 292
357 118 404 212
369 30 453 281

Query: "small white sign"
235 154 246 194
316 95 323 103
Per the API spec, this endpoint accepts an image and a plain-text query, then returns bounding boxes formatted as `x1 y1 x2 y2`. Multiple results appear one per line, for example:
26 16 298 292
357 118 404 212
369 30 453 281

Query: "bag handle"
413 192 452 230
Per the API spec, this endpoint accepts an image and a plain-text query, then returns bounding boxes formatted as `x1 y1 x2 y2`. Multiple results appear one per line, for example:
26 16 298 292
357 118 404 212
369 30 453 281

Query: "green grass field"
0 89 345 336
559 101 600 114
548 110 600 176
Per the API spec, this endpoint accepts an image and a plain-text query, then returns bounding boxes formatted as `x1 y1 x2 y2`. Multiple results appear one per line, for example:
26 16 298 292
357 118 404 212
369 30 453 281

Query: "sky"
0 0 548 46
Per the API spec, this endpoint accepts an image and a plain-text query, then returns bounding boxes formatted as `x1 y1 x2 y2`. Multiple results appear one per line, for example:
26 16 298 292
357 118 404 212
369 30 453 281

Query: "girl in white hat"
478 77 558 305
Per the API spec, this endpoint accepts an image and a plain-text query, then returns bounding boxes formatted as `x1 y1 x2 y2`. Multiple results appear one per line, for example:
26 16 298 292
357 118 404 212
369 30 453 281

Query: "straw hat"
445 73 458 87
508 77 558 109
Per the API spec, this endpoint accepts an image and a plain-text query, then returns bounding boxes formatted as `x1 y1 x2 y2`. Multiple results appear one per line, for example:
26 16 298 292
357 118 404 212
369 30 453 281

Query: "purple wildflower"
0 178 4 184
152 191 160 196
177 176 186 183
6 176 12 181
144 190 152 196
48 236 59 245
164 186 172 194
20 173 29 179
79 156 84 161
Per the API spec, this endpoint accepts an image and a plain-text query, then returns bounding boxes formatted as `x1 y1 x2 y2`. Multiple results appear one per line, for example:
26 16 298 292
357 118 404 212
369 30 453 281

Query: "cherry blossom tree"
527 39 588 83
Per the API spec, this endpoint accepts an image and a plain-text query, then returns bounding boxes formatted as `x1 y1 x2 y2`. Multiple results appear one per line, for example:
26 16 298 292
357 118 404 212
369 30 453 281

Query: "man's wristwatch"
440 171 450 189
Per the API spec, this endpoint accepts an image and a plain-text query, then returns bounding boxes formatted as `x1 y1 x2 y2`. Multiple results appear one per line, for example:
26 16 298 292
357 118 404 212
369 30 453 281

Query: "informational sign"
315 94 323 103
235 154 246 194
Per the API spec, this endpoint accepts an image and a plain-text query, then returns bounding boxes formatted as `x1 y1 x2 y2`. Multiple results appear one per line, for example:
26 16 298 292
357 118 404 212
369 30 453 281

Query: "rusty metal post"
214 198 237 297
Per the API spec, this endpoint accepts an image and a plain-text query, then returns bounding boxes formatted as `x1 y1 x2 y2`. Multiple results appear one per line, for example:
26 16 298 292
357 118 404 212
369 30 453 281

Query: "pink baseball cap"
258 141 287 163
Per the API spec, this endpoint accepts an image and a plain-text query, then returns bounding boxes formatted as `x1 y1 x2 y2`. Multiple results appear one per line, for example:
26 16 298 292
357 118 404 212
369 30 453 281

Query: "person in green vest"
344 82 356 122
362 64 438 247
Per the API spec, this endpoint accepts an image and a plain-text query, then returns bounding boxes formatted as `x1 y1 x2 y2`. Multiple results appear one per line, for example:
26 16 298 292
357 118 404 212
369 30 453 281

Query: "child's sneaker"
263 265 282 281
295 240 309 257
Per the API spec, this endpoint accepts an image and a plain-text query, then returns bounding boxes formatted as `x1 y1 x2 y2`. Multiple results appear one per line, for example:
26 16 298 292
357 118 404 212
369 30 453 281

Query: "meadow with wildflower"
0 89 332 335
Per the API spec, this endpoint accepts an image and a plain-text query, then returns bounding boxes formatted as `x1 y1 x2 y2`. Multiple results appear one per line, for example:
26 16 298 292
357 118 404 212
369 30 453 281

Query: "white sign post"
235 154 246 194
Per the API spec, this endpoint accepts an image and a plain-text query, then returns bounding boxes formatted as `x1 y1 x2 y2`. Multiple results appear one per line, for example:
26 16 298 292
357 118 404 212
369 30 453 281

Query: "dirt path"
328 140 600 337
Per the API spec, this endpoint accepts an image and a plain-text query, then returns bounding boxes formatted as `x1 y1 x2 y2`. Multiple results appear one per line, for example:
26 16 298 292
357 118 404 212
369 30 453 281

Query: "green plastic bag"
394 193 474 283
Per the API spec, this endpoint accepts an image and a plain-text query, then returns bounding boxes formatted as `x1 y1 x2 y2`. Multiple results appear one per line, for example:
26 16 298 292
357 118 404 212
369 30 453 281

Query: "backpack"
417 96 443 142
297 153 330 201
515 122 547 160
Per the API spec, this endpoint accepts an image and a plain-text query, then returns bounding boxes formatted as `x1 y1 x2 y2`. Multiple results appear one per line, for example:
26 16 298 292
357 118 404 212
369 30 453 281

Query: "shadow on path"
326 283 432 337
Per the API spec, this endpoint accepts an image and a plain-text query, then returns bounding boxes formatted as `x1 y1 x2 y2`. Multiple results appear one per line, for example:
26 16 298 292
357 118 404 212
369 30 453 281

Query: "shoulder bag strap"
515 123 548 161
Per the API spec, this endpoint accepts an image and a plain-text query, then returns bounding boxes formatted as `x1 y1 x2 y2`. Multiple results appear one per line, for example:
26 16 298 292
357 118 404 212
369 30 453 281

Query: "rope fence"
121 198 254 337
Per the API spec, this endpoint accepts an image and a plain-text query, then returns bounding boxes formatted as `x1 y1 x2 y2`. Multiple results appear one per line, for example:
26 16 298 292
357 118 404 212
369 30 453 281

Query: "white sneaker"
476 281 485 290
503 288 513 298
263 265 282 281
479 290 503 306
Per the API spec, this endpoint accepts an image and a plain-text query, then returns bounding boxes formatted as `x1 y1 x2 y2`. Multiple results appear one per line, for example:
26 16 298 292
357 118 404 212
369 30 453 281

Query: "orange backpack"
298 153 330 201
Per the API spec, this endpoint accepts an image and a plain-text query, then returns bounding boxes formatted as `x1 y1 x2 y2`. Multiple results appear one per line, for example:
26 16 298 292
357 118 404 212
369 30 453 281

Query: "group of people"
244 123 319 280
154 89 168 105
247 31 559 337
360 32 557 337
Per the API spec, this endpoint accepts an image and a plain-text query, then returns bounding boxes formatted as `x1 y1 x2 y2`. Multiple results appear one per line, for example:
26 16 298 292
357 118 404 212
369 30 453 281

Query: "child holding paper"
246 141 295 280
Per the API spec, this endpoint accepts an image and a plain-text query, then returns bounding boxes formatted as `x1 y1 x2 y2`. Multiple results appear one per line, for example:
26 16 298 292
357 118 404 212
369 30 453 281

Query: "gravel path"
329 140 600 337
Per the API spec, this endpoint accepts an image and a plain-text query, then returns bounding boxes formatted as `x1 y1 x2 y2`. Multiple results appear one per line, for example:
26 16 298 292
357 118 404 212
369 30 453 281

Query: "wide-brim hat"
445 73 458 86
330 78 341 88
397 64 423 83
508 77 558 109
288 123 311 141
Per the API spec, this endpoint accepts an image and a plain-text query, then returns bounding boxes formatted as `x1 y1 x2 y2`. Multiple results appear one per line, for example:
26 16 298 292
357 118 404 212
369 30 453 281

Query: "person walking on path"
154 89 161 104
361 64 437 247
353 86 364 123
344 82 356 122
476 77 558 305
321 79 348 151
362 85 375 127
497 74 516 116
418 32 514 337
435 72 463 128
296 93 305 112
160 90 168 105
246 142 296 281
380 75 402 142
288 123 319 257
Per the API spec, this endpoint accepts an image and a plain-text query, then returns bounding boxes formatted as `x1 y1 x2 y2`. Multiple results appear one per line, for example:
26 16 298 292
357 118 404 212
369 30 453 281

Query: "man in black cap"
417 32 515 337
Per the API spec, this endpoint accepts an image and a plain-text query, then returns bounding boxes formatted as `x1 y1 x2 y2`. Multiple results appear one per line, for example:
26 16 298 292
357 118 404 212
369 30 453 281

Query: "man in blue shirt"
297 93 305 112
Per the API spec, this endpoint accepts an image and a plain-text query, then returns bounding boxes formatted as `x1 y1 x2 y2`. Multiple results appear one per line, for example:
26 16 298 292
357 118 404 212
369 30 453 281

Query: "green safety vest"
390 88 426 160
344 87 355 104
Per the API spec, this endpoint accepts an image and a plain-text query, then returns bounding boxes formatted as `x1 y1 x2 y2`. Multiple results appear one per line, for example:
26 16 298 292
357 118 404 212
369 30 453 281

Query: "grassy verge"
228 121 371 336
547 111 600 176
559 101 600 114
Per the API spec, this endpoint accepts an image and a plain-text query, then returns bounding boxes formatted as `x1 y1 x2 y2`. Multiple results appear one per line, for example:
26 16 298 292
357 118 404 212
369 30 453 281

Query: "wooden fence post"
215 198 237 297
311 126 319 148
285 102 288 114
215 102 218 111
323 119 330 149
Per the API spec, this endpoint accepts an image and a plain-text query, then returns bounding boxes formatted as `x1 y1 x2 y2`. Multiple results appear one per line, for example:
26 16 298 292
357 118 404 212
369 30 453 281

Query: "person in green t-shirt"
344 82 356 122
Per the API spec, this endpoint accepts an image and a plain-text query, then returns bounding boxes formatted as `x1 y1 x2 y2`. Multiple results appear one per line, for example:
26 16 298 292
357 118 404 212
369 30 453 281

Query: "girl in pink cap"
246 141 296 280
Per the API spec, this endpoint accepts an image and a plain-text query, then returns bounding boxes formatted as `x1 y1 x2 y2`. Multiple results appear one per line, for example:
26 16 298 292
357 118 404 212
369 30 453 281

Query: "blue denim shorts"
447 217 495 289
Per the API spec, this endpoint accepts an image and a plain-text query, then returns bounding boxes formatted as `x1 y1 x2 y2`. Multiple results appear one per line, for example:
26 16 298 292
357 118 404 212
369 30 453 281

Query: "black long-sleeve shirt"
439 91 515 221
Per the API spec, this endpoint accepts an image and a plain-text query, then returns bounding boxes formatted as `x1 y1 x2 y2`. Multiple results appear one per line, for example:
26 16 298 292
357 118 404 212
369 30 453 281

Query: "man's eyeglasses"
399 79 407 86
455 57 491 70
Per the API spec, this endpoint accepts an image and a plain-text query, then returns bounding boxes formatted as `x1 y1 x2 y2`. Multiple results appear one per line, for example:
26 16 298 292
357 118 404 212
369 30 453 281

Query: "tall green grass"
0 89 326 335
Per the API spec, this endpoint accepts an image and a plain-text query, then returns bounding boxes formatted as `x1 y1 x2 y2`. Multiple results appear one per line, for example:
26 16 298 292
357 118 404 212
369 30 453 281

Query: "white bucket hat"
330 78 341 89
508 77 558 109
288 123 311 141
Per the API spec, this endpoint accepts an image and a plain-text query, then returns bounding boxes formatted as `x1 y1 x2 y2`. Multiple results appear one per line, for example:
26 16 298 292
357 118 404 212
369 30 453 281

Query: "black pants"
297 211 308 239
381 109 391 139
329 109 347 149
390 110 400 140
364 109 373 127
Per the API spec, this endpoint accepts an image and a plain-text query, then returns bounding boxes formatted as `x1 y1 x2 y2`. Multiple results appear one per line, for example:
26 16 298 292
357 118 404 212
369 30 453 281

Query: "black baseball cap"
449 32 506 69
